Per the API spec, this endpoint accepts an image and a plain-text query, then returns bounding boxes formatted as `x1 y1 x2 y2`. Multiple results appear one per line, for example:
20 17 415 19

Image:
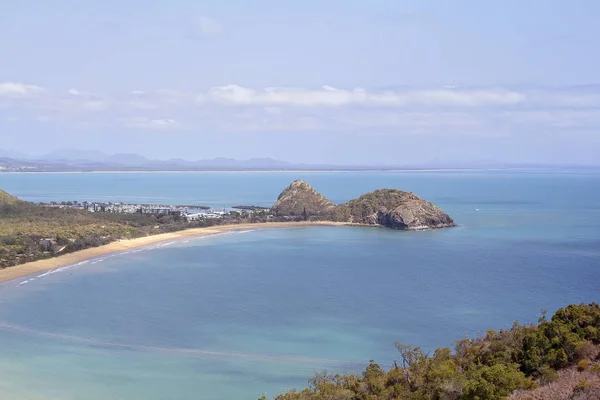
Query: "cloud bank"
2 82 600 135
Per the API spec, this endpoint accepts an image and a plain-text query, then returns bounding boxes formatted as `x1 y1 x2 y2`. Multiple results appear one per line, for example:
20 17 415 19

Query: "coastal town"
38 200 271 221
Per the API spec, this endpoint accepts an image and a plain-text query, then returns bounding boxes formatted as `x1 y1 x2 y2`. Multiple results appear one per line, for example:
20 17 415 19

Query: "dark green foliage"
522 303 600 375
268 304 600 400
462 363 533 400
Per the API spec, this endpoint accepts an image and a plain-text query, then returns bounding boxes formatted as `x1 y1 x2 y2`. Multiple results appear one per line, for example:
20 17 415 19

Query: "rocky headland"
272 180 455 230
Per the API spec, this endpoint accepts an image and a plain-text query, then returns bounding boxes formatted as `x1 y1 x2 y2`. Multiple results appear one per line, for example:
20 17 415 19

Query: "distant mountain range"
0 149 598 172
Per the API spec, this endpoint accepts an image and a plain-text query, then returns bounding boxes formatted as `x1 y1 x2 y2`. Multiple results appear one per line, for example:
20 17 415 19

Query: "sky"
1 0 600 165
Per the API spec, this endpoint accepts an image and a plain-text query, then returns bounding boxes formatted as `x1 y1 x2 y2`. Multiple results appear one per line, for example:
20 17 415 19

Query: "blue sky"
1 0 599 165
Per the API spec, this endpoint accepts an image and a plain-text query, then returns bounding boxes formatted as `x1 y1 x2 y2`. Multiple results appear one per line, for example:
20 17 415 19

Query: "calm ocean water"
0 171 599 400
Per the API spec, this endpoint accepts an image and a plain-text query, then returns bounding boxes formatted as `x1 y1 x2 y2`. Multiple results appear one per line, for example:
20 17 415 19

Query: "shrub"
573 379 590 393
575 340 598 362
577 359 590 371
462 363 534 400
537 364 558 384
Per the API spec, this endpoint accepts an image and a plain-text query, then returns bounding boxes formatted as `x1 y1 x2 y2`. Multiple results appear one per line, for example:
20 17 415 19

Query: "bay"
0 171 598 399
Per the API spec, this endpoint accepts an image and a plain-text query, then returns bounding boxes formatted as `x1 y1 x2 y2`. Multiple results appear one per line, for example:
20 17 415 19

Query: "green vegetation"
265 303 600 400
0 201 187 268
0 189 23 206
0 199 275 269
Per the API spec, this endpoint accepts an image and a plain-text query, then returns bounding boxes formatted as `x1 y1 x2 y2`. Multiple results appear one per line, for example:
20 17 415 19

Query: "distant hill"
37 149 109 162
1 149 599 172
105 153 150 166
0 149 28 159
0 153 313 172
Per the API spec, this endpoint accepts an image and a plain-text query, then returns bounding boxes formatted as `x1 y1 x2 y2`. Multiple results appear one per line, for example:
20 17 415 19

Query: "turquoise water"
0 171 599 399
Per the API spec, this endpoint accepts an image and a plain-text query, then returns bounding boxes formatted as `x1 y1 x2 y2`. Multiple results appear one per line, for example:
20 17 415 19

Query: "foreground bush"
264 303 600 400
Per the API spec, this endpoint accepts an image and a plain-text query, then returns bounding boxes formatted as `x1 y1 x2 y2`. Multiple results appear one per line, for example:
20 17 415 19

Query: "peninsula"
0 180 454 279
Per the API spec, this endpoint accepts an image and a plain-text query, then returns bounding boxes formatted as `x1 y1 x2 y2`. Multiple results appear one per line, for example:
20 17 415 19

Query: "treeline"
0 202 280 269
264 303 600 400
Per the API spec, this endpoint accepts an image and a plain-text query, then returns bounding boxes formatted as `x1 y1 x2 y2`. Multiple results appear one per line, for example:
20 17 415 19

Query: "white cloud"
195 15 223 35
122 117 182 129
340 112 485 129
4 82 600 135
151 118 178 126
0 82 45 98
208 85 524 107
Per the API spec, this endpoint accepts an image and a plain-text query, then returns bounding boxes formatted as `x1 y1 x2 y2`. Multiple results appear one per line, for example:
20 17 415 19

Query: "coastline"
0 221 357 285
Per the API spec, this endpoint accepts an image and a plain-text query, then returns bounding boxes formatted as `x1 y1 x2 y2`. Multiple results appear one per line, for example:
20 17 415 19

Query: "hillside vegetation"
265 303 600 400
0 196 266 269
0 201 189 268
0 189 23 206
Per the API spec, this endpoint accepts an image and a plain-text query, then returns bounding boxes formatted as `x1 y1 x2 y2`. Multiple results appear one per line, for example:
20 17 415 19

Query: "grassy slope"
0 189 22 206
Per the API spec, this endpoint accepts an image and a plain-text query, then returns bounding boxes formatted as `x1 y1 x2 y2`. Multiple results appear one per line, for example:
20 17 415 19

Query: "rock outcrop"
271 180 335 216
0 189 22 206
332 189 455 230
271 182 455 230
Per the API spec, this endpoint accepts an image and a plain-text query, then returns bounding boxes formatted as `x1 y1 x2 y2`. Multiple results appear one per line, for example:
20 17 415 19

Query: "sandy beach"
0 221 356 284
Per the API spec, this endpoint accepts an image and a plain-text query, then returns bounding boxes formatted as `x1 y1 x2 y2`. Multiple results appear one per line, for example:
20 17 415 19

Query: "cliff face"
271 180 335 216
0 189 22 206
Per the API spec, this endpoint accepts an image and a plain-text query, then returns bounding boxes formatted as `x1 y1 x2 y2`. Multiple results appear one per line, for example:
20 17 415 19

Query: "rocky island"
272 180 455 230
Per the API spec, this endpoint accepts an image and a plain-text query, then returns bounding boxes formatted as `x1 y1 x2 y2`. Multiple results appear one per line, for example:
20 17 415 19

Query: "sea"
0 170 598 400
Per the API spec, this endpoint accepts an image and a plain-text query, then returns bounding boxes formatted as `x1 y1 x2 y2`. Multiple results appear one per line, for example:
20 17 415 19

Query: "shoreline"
0 221 357 285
